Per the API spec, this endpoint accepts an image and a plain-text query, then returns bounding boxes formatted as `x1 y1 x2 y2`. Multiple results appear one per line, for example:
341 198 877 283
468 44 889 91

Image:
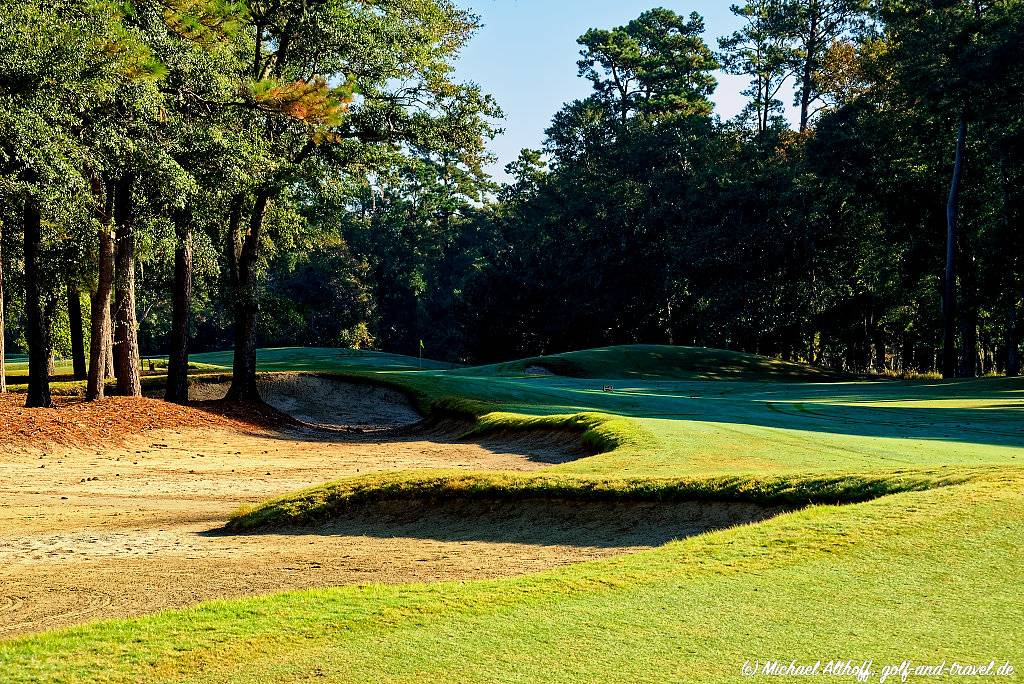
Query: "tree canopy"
0 1 1021 408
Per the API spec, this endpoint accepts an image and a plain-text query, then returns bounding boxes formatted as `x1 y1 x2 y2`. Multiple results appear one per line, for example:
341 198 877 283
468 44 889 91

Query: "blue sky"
453 1 794 180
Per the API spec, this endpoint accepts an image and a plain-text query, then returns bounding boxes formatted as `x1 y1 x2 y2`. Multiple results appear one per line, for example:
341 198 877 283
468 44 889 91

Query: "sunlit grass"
3 477 1021 683
2 345 1022 682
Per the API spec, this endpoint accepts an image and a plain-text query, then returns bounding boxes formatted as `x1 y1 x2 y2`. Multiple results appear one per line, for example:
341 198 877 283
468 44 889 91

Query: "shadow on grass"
451 375 1024 451
204 497 794 549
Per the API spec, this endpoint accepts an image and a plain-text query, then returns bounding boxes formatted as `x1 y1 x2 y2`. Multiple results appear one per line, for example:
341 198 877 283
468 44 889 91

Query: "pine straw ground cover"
0 394 290 448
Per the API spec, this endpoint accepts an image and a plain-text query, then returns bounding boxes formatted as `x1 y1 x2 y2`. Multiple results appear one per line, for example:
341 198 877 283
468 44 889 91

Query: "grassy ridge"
453 344 848 382
347 366 1024 478
225 467 988 531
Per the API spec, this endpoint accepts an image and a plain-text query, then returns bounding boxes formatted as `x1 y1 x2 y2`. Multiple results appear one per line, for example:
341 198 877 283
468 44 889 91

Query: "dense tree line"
1 1 1021 411
0 0 497 406
463 0 1023 376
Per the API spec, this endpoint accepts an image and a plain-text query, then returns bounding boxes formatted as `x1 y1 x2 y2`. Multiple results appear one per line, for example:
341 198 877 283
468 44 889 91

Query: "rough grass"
224 468 988 532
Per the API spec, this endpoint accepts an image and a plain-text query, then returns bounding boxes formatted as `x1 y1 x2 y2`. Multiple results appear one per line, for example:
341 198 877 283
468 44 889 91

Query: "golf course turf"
1 345 1021 682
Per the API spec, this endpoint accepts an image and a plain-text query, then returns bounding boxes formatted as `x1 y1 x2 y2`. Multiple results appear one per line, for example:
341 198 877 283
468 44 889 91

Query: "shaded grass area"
1 347 447 395
225 467 987 532
345 368 1024 477
2 477 1021 683
454 344 849 382
2 363 226 397
190 347 459 372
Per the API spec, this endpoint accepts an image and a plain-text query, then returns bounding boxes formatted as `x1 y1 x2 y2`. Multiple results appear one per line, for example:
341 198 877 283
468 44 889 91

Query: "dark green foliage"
458 3 1023 375
1 2 1021 386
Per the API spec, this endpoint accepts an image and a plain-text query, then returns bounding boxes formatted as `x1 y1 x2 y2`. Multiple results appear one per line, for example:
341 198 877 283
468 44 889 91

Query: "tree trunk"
105 307 116 380
113 174 141 397
0 220 6 394
226 192 270 401
1009 301 1020 377
942 114 967 379
999 143 1020 377
165 208 193 404
958 236 979 379
23 196 51 408
68 284 87 380
87 176 115 401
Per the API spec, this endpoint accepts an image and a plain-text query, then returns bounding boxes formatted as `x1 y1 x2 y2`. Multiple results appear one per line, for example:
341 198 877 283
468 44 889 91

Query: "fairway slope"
457 344 847 381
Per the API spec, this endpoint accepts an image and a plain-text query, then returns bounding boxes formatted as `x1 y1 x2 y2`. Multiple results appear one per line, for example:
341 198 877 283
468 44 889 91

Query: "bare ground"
0 376 783 637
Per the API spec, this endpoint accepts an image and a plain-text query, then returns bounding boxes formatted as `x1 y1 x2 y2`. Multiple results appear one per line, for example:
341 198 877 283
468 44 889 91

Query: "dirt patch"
192 374 421 431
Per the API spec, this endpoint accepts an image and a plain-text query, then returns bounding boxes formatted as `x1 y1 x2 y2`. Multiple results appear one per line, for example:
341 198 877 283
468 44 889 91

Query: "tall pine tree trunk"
942 114 967 379
1009 302 1020 377
23 195 51 408
67 284 87 380
87 176 115 401
165 208 193 404
113 173 141 397
226 192 270 402
104 308 116 380
1001 144 1020 377
0 220 6 394
799 8 818 133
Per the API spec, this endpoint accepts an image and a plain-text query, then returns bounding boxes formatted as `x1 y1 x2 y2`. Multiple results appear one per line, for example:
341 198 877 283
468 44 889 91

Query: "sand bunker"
190 374 421 431
251 498 789 548
0 375 788 637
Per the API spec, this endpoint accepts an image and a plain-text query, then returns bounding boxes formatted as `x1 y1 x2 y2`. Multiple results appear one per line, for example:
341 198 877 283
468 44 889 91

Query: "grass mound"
225 468 979 532
455 344 847 382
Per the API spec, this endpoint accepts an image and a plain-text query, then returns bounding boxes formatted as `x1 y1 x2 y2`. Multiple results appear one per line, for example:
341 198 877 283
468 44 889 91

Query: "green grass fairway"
2 356 73 378
2 348 456 395
188 347 461 373
382 347 1024 478
459 344 846 382
2 345 1022 682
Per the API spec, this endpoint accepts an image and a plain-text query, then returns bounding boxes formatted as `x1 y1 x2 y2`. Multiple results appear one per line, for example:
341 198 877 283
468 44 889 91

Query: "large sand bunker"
189 373 422 431
0 375 788 637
